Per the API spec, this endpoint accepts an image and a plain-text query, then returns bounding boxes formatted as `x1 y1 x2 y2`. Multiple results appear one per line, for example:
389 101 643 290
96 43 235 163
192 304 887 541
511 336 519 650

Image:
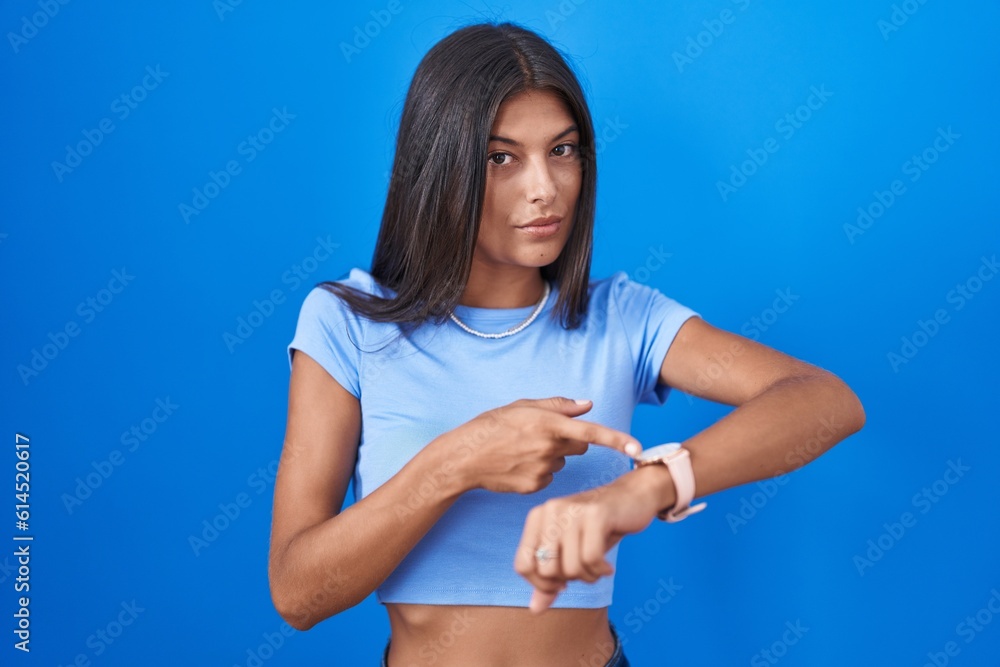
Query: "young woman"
268 21 865 667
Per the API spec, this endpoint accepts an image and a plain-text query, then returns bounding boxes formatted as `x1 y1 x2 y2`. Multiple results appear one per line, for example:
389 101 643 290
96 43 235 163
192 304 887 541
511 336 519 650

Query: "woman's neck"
459 267 546 308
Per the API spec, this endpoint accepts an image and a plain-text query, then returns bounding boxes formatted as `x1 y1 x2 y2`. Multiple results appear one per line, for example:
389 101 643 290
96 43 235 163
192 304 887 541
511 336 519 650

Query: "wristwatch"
633 443 707 523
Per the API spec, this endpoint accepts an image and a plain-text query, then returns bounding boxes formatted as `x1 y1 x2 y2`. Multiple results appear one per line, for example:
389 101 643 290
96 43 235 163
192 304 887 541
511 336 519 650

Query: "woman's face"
474 88 582 274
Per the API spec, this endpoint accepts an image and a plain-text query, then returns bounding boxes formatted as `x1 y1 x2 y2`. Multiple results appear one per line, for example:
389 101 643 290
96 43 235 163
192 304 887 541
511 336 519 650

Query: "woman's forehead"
491 90 577 136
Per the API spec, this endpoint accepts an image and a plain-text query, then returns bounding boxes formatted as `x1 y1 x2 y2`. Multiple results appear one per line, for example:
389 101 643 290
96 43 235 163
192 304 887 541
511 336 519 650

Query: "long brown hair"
319 21 597 334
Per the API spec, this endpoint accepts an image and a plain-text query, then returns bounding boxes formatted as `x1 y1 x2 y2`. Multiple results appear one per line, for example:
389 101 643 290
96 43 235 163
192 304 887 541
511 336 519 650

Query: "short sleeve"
610 271 701 406
287 285 365 399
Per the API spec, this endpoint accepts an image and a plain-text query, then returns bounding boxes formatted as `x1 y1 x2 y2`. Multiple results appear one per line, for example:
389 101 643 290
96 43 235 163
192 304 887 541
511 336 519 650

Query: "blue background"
3 1 998 665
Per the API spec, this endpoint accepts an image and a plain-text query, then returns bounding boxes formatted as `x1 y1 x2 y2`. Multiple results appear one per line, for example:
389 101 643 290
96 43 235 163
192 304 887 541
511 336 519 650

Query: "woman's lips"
518 220 561 238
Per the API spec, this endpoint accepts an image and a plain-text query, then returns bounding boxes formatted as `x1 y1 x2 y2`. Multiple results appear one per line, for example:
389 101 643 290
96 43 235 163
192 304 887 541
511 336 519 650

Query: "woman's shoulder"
590 271 630 288
588 270 646 302
321 267 389 295
303 268 393 306
295 267 394 328
588 270 696 323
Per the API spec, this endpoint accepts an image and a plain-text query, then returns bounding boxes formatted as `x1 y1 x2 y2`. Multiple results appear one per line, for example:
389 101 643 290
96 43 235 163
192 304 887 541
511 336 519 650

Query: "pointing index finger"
560 418 642 458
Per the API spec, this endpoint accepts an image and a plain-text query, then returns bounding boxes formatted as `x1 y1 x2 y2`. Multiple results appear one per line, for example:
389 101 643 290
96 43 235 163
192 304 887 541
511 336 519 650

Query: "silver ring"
535 546 558 562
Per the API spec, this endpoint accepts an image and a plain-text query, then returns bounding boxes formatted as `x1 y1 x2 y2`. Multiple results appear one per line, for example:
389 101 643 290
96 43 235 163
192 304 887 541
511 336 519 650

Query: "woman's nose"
524 158 557 204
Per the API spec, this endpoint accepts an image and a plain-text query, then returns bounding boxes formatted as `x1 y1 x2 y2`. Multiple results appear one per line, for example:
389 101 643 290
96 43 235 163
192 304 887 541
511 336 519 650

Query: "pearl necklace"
448 281 551 339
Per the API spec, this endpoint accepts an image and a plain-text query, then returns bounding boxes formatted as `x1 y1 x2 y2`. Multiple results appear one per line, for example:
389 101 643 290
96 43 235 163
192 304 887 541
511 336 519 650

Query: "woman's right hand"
437 397 643 495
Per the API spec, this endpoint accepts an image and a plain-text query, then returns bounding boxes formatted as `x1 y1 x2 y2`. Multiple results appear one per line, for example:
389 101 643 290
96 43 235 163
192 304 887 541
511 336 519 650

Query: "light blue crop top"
286 268 700 608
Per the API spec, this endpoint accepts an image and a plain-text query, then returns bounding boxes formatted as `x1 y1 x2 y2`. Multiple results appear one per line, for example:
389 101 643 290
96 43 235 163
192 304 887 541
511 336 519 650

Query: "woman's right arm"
267 349 467 631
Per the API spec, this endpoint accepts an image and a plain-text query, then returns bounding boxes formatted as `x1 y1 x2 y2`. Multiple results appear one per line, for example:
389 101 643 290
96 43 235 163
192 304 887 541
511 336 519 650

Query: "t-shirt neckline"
451 283 559 323
348 267 558 324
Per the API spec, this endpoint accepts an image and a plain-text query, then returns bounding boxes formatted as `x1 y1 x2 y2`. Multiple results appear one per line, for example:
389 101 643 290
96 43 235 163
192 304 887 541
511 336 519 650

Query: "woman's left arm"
637 315 866 507
516 316 866 612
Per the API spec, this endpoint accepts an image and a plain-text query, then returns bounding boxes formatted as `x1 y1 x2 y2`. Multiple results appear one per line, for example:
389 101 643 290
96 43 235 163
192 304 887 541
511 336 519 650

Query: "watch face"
635 442 681 463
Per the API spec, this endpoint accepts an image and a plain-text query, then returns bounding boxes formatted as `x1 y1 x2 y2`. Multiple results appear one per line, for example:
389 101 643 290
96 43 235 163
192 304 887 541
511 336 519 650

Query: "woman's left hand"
513 471 665 613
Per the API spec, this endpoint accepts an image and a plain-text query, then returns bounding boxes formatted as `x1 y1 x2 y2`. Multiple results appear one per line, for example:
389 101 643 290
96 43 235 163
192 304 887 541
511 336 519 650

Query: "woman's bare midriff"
384 603 615 667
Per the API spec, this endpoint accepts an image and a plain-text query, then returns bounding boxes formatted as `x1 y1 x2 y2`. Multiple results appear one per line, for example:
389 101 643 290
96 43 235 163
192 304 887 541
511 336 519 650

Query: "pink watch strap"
660 446 707 523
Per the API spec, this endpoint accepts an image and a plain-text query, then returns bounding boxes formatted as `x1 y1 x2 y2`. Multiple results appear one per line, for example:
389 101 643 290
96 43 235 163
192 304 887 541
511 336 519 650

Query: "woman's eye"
488 145 577 166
